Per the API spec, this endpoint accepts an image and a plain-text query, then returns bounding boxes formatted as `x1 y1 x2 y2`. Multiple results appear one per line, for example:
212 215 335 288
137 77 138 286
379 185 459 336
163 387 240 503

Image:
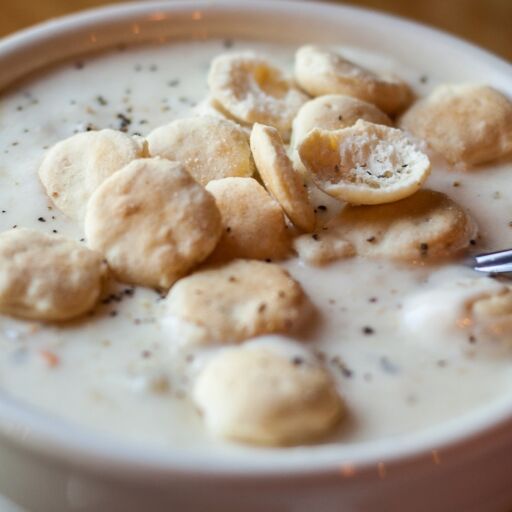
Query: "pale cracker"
205 177 290 262
39 129 146 222
0 228 106 321
324 189 477 261
399 84 512 166
293 232 355 266
298 120 431 205
193 339 344 445
208 52 309 141
165 259 312 344
85 157 222 289
147 117 254 186
290 94 391 174
250 123 315 232
294 45 413 115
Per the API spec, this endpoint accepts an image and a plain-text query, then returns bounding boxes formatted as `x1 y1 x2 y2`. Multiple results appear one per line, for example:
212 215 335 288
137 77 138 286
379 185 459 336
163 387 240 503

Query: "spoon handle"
472 249 512 273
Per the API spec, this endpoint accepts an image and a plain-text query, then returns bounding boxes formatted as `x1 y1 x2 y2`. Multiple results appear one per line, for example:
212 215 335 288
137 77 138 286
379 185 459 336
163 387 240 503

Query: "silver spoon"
471 249 512 274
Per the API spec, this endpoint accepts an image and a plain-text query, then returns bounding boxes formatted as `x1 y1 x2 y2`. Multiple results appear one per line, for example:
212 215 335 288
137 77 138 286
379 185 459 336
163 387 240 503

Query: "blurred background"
1 0 511 61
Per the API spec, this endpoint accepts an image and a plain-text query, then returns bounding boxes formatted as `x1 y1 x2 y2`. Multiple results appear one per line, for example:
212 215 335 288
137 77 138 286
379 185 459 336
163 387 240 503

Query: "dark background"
1 0 511 61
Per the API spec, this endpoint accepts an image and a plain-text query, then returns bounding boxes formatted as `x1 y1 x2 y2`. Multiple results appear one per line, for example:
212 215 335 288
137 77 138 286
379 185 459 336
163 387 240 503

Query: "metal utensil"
471 249 512 274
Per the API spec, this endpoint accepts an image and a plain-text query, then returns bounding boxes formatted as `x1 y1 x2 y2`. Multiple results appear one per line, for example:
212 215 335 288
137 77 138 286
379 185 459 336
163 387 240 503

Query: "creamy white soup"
0 38 512 455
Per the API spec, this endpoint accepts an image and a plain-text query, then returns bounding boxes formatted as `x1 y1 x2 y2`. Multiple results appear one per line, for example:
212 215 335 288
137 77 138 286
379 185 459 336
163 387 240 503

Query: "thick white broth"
0 38 511 455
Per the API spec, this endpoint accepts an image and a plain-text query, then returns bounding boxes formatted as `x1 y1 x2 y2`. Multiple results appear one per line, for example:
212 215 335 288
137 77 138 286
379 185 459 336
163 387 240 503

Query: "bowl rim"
1 0 512 481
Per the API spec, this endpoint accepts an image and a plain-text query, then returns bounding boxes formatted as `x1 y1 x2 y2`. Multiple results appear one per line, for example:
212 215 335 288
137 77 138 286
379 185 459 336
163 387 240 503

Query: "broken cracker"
298 120 431 205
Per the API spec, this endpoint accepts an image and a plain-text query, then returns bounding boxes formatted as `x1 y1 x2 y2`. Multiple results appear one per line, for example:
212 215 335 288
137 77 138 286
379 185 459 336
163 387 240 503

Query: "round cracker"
250 123 315 232
399 84 512 166
208 52 308 141
294 45 413 115
166 259 311 344
193 340 343 445
38 129 146 221
467 286 512 344
325 189 477 261
205 177 290 262
84 157 222 289
0 228 106 321
147 117 254 186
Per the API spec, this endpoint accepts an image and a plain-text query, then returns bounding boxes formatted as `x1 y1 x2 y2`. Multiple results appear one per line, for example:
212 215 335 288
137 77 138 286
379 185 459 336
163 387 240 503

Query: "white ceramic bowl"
1 2 512 511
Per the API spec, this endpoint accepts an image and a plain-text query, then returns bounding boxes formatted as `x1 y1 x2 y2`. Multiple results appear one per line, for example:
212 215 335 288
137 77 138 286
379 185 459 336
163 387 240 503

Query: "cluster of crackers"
0 45 511 446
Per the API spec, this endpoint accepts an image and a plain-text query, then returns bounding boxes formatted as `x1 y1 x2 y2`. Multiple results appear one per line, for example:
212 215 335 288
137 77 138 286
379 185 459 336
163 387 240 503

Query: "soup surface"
0 38 512 457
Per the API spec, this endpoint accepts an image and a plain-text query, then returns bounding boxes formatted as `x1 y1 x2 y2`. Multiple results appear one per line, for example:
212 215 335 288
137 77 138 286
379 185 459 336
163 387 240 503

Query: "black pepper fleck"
96 95 108 106
257 303 267 313
330 356 353 378
292 356 304 366
379 356 399 374
38 217 46 222
363 326 374 335
117 113 132 132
